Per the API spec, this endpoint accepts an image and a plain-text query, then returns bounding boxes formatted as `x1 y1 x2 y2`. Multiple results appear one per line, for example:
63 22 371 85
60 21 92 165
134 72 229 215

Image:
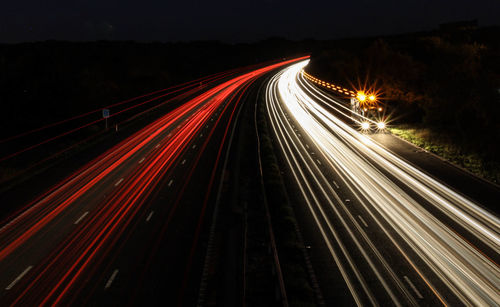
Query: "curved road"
265 60 500 306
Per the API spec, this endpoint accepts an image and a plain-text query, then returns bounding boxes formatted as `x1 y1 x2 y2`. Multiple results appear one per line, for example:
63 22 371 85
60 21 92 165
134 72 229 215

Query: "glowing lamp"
357 92 366 102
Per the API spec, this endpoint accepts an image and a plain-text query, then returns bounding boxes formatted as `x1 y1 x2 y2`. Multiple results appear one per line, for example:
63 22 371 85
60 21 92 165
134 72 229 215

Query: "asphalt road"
0 57 307 305
265 60 500 306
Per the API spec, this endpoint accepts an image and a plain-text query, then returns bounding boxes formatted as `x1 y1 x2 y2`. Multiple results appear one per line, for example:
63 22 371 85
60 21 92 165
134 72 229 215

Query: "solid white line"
146 211 154 222
74 211 89 225
358 215 368 228
168 179 174 187
105 269 119 289
181 159 186 165
6 266 33 290
138 157 145 164
114 178 124 187
333 181 340 189
404 276 424 299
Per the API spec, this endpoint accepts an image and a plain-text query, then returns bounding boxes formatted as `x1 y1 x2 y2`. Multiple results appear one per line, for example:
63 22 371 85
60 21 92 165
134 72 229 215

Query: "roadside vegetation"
389 124 500 183
306 26 500 184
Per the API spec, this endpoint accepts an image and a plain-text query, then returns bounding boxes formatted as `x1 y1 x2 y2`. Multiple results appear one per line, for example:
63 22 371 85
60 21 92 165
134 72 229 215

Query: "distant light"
377 122 386 129
357 92 366 102
369 95 376 101
361 122 370 130
378 107 383 111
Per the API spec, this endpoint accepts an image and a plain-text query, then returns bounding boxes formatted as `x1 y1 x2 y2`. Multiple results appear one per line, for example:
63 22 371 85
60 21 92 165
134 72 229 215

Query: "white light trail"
265 60 500 306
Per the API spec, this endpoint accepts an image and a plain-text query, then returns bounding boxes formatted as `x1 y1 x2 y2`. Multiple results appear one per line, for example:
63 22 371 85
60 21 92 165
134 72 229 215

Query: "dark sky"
1 0 499 43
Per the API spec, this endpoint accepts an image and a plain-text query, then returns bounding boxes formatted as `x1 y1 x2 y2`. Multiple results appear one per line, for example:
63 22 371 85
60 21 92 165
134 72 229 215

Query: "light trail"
0 56 308 305
265 60 500 306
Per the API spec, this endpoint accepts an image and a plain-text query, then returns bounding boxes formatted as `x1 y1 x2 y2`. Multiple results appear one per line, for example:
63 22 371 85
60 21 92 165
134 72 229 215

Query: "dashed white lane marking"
404 276 424 299
206 125 209 128
6 266 33 290
358 215 368 228
138 157 145 164
74 211 89 225
146 211 154 222
181 159 186 165
316 159 321 165
168 179 174 187
297 133 301 137
114 178 124 187
105 269 119 289
192 145 197 149
333 181 339 189
155 143 161 148
200 133 203 137
305 144 309 149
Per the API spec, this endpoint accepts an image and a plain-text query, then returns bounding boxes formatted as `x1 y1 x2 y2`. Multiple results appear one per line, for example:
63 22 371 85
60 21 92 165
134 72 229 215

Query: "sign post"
102 109 110 130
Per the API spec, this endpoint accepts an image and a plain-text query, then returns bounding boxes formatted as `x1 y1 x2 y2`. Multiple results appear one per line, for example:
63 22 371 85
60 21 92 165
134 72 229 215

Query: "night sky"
1 0 499 43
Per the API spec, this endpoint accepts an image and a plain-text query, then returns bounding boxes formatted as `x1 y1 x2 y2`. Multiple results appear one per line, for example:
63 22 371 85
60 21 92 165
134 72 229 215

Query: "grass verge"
388 124 500 184
256 89 317 307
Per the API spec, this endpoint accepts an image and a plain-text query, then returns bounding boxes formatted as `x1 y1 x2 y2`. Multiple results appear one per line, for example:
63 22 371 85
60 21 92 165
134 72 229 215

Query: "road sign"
102 109 110 118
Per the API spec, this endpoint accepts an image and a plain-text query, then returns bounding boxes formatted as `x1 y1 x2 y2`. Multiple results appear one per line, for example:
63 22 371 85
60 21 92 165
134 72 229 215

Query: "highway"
0 57 307 305
264 60 500 306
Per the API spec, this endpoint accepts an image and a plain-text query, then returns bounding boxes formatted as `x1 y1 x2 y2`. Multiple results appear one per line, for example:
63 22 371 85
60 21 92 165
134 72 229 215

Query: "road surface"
264 60 500 306
0 57 307 305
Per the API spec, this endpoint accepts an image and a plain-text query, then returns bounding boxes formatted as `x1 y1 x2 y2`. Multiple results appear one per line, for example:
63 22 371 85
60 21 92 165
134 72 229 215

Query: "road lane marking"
200 133 203 137
138 157 145 164
6 266 33 290
404 276 423 299
155 143 161 148
305 144 309 149
297 133 301 137
74 211 89 225
168 179 174 187
358 215 368 228
146 211 154 222
192 145 197 149
316 159 321 165
105 269 119 289
114 178 124 187
345 199 350 203
181 159 186 165
333 181 339 189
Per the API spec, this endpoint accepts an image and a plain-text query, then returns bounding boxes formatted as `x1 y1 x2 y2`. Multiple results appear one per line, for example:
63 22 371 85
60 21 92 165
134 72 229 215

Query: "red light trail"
0 56 308 305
